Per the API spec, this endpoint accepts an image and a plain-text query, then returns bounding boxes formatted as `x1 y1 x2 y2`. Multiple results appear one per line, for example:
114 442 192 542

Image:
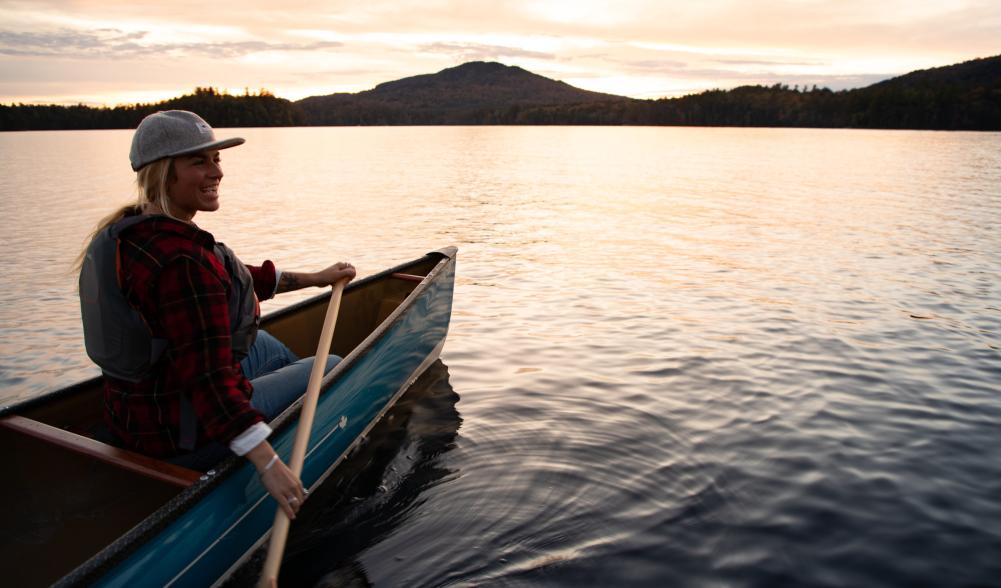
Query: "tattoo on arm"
277 272 301 294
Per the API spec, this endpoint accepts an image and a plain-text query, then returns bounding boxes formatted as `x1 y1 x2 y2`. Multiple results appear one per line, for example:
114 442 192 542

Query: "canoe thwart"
390 272 425 283
0 415 201 489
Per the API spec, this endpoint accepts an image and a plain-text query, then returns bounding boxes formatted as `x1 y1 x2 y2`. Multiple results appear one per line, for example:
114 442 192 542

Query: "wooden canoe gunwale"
50 247 456 587
267 247 455 440
0 373 102 420
0 248 450 422
212 256 455 585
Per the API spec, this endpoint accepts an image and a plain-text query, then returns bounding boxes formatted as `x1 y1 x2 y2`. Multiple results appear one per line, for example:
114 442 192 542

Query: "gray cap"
129 110 245 171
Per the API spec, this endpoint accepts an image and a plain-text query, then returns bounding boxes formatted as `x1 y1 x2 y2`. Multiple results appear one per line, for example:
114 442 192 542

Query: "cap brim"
130 137 246 171
170 137 246 158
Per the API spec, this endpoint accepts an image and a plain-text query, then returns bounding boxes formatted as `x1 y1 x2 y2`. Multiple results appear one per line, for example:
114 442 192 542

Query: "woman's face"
168 149 224 221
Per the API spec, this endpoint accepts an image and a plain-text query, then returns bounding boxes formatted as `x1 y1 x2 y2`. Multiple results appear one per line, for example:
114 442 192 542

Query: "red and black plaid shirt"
103 215 277 458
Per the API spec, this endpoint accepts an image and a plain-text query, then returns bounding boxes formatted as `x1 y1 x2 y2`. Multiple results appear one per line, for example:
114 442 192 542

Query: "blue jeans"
169 330 340 469
241 330 341 420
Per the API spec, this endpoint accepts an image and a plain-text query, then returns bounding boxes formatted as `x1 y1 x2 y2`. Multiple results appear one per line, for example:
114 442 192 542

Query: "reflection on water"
2 127 1001 585
224 360 461 587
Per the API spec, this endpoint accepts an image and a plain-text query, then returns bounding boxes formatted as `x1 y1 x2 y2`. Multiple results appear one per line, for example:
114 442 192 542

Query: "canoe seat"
0 415 201 489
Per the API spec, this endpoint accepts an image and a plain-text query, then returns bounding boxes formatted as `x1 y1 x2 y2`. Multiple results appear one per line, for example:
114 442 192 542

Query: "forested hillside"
3 56 999 131
0 88 303 131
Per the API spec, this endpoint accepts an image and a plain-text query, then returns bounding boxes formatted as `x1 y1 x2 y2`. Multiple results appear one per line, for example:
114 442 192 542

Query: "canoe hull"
60 250 456 587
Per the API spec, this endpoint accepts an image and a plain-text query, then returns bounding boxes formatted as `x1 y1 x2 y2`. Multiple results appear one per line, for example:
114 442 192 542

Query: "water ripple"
3 127 1001 586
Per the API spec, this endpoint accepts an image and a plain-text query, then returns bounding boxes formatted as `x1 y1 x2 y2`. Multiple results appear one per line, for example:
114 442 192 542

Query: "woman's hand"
247 441 306 519
259 458 306 519
315 262 356 287
276 262 356 294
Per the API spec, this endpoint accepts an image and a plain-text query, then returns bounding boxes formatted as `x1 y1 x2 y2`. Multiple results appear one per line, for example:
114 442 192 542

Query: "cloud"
420 42 554 61
614 59 693 72
712 58 827 68
0 27 342 59
1 0 998 104
0 28 135 55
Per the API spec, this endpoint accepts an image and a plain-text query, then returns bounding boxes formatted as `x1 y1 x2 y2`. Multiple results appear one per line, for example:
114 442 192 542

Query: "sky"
1 0 999 106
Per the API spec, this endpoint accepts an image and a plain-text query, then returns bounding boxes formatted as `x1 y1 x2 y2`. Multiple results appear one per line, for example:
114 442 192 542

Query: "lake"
1 126 1000 586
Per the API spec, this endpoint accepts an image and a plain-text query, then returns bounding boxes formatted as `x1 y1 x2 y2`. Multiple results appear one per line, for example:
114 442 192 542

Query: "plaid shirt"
103 215 277 458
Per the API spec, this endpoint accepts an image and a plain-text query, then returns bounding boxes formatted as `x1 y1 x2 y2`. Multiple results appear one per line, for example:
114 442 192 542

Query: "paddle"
259 278 348 587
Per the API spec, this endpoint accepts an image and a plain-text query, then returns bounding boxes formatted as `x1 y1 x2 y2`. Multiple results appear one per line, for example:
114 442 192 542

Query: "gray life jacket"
79 214 260 383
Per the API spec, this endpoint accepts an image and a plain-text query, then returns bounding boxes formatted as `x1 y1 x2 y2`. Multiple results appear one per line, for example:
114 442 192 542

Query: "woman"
78 110 355 520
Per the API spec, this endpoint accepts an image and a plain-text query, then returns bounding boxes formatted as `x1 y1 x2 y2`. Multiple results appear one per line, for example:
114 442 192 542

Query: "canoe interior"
0 255 438 587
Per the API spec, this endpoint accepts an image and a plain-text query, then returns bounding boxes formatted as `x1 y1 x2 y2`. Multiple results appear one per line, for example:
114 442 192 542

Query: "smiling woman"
74 110 358 522
163 151 226 219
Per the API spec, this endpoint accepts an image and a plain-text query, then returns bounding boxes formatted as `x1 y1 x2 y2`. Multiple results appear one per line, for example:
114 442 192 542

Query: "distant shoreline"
3 55 999 132
3 122 999 133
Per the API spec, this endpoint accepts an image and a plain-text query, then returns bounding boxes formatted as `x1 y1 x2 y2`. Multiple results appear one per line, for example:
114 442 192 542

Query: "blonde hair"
73 158 178 273
137 158 179 220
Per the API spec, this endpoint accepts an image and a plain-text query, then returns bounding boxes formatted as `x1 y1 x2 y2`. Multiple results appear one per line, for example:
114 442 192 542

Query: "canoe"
0 247 457 587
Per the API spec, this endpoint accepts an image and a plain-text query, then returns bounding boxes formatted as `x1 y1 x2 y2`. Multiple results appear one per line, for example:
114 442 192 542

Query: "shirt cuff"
229 421 272 456
273 269 282 297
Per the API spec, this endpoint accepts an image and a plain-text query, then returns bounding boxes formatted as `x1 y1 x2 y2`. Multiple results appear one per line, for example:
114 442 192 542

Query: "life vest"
79 214 259 383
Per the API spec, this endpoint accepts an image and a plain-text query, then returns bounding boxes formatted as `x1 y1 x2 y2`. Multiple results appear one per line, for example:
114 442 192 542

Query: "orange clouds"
1 0 997 105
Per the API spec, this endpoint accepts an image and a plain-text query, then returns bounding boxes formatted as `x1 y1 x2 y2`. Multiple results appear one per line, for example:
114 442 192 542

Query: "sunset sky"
1 0 998 106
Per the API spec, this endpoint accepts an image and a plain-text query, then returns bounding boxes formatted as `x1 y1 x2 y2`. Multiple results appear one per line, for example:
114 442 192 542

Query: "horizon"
3 55 993 110
2 1 998 107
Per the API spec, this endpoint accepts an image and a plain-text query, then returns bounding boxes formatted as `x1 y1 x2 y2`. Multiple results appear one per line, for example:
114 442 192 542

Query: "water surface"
1 126 1000 586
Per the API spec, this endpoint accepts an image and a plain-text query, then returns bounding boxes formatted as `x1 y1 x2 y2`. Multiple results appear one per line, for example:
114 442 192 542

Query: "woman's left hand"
316 262 356 286
276 262 357 294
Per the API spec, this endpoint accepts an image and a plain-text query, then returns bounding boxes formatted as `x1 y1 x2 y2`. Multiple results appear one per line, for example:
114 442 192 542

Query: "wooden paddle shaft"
259 279 347 587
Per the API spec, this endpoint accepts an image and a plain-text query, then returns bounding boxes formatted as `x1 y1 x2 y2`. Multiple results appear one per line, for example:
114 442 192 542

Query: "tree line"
491 82 999 130
293 82 1000 130
0 87 303 131
3 78 999 131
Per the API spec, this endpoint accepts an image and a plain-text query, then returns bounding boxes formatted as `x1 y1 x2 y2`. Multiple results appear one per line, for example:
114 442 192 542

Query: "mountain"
507 54 1001 129
868 54 1001 91
294 56 1000 129
2 56 999 130
838 54 1001 129
296 61 628 125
